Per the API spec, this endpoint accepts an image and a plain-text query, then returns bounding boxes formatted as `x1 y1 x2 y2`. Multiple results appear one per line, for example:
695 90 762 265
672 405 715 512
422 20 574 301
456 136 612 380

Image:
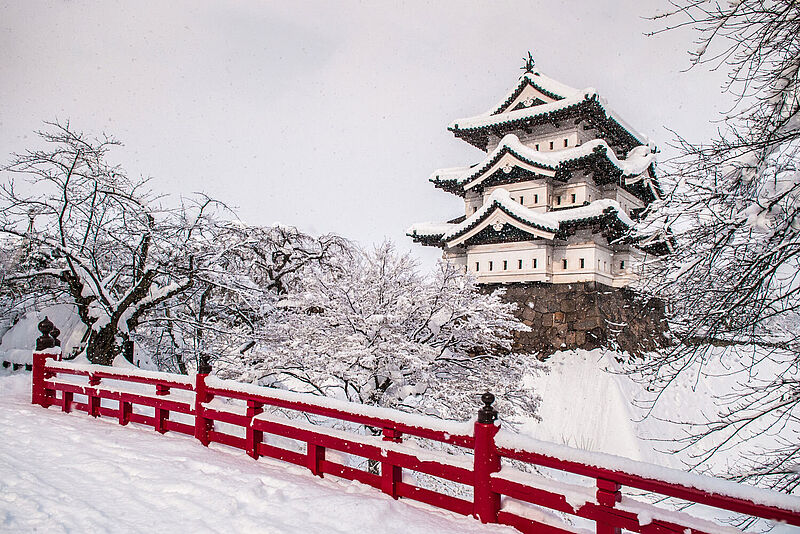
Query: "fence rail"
30 350 800 534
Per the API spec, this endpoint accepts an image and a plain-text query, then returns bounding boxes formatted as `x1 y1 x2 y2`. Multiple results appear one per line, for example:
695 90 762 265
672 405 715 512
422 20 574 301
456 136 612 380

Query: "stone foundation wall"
484 282 667 356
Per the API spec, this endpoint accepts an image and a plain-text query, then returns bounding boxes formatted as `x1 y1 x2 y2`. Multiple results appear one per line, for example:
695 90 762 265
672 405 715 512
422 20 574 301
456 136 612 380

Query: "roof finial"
521 51 535 74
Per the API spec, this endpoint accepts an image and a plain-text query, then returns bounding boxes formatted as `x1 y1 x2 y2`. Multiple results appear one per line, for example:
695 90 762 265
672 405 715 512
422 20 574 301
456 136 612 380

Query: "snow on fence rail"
31 350 800 534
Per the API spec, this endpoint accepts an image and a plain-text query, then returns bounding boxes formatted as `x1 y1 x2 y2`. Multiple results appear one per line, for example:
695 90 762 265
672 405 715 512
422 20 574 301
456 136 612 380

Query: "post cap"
477 391 498 424
36 317 56 351
197 354 212 375
50 326 61 347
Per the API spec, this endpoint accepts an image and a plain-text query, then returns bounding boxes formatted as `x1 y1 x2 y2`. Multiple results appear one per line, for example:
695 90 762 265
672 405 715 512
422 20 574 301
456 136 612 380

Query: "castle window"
604 261 607 272
535 143 540 151
533 258 538 269
620 260 626 269
503 260 508 270
549 141 554 150
534 194 539 204
519 195 524 204
562 259 568 269
473 206 478 213
556 195 561 205
475 262 479 272
489 261 493 271
571 193 576 203
518 259 523 269
580 258 585 269
563 138 568 147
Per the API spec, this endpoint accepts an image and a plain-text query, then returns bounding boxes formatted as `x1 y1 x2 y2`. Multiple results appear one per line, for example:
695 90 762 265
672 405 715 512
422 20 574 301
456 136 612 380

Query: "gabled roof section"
449 69 654 153
407 190 642 249
441 189 558 247
430 134 557 191
430 134 657 197
488 71 581 115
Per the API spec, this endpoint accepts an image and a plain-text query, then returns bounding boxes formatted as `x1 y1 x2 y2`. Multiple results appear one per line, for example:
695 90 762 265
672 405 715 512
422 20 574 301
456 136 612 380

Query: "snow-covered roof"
486 70 581 115
408 188 634 247
448 70 654 152
430 134 656 192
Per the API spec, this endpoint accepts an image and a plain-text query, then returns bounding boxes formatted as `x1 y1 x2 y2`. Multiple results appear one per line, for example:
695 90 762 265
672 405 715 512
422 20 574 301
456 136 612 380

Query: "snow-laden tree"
0 121 220 365
219 242 541 422
138 223 349 374
631 1 800 494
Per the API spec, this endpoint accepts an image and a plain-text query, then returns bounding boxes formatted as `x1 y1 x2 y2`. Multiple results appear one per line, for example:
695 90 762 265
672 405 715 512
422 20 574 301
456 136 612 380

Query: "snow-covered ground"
0 372 514 533
521 349 665 464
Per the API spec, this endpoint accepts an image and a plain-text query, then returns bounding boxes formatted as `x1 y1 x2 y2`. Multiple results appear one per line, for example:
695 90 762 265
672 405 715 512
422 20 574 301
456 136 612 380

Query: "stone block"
560 298 578 313
574 316 602 331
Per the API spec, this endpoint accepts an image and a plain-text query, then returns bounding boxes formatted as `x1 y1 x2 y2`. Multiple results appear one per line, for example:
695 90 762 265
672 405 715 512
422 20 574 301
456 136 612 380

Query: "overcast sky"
1 1 731 271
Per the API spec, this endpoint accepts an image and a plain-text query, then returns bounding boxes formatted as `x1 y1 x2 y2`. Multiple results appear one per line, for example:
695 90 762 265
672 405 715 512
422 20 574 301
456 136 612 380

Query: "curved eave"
443 201 557 247
450 96 648 154
431 142 659 204
407 231 446 247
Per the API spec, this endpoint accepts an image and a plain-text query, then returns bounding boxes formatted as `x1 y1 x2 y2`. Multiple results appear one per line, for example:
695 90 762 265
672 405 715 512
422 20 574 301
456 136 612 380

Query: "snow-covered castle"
408 56 661 287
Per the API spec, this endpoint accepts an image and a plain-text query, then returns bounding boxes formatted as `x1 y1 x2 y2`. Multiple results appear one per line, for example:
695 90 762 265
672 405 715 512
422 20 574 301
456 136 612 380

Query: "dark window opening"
549 141 554 150
580 258 585 269
620 260 626 269
519 195 524 204
533 258 538 269
571 193 576 203
556 195 561 205
535 143 540 151
562 259 568 269
489 261 493 271
564 138 569 147
475 262 479 272
534 194 538 204
518 259 523 269
503 260 508 270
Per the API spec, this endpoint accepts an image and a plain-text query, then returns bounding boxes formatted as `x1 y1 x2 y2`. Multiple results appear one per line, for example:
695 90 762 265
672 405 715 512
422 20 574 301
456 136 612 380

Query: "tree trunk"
86 325 125 365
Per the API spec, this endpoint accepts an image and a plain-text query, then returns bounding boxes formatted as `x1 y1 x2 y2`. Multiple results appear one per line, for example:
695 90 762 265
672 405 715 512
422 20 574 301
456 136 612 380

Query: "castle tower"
408 56 667 354
408 57 663 287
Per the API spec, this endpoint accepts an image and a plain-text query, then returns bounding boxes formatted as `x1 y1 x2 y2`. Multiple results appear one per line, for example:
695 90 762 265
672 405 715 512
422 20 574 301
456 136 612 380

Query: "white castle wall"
462 239 636 287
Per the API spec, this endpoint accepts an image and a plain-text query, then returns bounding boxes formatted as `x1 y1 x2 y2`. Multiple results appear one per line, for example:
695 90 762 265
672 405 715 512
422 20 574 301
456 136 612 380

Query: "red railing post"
194 356 213 446
473 392 501 524
31 352 52 407
31 316 61 408
246 399 263 459
306 443 325 476
596 478 622 534
154 384 170 433
381 427 402 499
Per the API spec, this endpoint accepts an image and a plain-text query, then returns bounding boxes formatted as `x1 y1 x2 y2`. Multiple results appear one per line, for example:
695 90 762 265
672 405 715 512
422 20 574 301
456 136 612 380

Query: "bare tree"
219 242 540 423
0 121 218 365
631 1 800 494
138 223 350 374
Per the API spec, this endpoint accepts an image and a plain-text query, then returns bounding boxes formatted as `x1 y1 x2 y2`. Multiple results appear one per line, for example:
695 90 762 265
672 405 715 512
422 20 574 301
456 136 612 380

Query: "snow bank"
519 349 655 463
0 304 84 364
0 372 511 534
0 304 157 369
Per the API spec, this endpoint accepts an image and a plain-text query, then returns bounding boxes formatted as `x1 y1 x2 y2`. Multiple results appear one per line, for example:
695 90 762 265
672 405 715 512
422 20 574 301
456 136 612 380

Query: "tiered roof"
408 189 634 248
448 69 653 154
408 60 664 254
430 134 659 200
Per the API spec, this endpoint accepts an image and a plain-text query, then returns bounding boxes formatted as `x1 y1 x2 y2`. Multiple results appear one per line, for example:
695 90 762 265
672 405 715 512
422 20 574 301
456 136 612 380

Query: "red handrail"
31 351 800 533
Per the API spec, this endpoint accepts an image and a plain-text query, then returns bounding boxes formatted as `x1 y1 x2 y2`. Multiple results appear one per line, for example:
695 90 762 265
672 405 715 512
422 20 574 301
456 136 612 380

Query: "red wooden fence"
31 350 800 534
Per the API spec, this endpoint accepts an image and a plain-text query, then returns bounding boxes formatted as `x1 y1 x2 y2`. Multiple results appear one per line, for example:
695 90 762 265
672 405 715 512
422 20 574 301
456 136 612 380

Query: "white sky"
0 1 731 271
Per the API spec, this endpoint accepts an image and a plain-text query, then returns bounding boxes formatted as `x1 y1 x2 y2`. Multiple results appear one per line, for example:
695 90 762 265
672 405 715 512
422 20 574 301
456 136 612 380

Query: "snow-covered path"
0 372 513 533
